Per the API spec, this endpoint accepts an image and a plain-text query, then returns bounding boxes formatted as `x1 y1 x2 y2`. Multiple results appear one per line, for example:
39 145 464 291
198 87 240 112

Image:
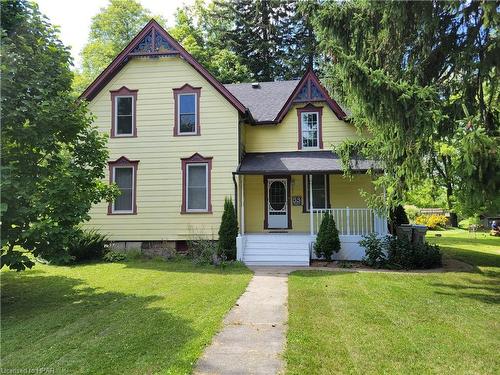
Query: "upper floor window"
173 84 201 136
110 86 138 138
179 94 197 134
297 104 323 150
301 112 319 149
181 153 212 213
108 156 139 215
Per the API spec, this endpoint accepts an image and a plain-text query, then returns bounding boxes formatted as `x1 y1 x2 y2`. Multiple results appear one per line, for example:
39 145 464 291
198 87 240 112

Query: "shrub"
389 205 409 234
314 213 341 260
68 229 108 262
404 205 421 223
386 236 442 269
103 251 127 262
359 233 386 268
218 197 238 260
415 214 448 229
187 238 218 265
359 234 442 269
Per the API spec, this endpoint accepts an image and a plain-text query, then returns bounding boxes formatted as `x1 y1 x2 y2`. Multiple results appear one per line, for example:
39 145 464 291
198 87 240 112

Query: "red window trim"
173 84 201 136
263 175 293 230
297 104 323 150
302 174 331 213
110 86 138 138
108 156 139 215
181 153 212 214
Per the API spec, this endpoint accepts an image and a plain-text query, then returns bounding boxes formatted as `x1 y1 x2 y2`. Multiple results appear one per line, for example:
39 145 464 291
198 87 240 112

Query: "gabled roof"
80 19 246 113
224 80 300 123
224 68 347 124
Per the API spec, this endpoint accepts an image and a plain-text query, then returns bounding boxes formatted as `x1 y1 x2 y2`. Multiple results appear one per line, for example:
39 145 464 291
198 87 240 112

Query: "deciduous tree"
1 0 116 270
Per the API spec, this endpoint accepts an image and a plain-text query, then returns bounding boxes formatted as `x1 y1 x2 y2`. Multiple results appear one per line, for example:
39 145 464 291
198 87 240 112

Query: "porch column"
309 174 314 235
241 175 245 235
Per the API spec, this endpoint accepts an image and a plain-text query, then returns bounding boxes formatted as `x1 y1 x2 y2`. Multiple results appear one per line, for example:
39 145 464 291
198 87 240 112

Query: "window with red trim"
108 157 139 215
110 87 138 137
181 153 212 213
173 84 201 136
297 104 323 150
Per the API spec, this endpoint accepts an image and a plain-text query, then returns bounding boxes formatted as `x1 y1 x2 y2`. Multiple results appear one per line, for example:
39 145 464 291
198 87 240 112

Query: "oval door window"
269 181 286 211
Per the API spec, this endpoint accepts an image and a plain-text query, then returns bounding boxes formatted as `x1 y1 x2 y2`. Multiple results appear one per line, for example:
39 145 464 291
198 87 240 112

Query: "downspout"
232 172 238 220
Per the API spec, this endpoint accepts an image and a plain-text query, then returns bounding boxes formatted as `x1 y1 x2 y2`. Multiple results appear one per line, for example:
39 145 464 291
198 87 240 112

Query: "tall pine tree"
314 0 499 219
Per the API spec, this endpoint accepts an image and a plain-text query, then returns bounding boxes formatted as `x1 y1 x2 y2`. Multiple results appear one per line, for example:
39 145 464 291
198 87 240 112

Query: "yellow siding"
244 174 373 233
85 56 239 240
245 103 359 152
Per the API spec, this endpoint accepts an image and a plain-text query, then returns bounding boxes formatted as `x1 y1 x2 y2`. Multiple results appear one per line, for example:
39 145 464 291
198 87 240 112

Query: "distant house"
81 19 387 266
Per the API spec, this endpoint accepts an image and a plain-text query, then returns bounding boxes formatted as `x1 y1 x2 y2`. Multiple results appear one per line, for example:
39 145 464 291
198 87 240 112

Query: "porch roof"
236 151 381 175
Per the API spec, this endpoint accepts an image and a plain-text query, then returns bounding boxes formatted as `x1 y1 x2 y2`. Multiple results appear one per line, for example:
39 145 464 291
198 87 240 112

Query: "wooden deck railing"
313 208 388 236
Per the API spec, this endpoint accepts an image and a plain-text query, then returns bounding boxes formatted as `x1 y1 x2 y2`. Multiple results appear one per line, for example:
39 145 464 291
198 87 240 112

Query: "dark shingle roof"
224 80 300 123
237 151 381 175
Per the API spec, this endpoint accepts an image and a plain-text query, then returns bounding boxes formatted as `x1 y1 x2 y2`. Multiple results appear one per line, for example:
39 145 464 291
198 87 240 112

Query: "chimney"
251 82 260 88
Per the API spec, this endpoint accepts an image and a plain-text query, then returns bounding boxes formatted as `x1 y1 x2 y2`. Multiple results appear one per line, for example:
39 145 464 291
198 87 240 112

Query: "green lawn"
1 258 252 374
285 230 500 374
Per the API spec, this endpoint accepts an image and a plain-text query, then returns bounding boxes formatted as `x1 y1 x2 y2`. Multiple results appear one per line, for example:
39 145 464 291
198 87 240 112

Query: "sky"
34 0 195 69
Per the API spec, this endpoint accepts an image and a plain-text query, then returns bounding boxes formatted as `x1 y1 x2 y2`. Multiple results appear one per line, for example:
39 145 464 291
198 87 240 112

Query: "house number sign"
292 196 302 206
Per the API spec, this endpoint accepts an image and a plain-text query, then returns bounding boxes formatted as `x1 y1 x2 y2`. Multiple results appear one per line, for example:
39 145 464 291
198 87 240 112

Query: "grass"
285 229 500 374
1 258 252 374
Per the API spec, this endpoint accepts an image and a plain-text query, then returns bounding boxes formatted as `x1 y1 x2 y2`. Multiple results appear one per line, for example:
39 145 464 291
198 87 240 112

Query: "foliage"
103 250 127 262
360 234 442 269
67 229 108 262
359 233 386 268
314 1 499 218
404 205 421 223
0 0 116 271
405 179 448 209
168 0 321 82
187 238 218 265
415 215 448 230
386 236 442 270
389 205 409 231
218 197 238 260
75 0 166 94
314 213 341 260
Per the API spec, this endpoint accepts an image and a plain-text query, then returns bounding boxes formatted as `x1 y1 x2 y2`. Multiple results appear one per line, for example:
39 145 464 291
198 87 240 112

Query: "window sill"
108 211 137 215
180 210 213 214
111 134 137 138
174 133 200 137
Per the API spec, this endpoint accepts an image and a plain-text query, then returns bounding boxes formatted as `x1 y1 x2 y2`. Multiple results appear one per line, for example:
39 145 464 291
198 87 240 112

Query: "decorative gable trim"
80 19 246 114
274 68 347 123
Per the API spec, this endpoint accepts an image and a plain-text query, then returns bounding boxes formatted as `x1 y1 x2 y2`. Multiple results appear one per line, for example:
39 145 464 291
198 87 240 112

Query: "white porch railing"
313 208 388 236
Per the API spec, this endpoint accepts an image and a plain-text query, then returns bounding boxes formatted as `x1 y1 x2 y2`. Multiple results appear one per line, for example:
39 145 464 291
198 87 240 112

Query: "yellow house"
81 20 387 265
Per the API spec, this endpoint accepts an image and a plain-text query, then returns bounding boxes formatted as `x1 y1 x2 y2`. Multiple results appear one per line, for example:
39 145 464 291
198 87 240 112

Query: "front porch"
234 151 388 265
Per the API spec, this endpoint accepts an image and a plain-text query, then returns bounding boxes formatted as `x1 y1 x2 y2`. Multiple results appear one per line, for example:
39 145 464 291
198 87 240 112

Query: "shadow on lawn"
1 271 197 374
432 270 500 305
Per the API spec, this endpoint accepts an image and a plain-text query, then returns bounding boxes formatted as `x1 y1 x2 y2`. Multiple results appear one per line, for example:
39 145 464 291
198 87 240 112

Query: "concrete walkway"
194 267 296 375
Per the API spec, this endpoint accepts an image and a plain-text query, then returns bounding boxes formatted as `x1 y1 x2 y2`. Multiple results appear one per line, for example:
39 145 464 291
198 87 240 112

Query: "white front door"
267 178 288 229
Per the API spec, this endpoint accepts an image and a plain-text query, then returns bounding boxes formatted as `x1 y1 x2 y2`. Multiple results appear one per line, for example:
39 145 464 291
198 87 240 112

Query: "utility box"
412 225 427 244
396 224 413 242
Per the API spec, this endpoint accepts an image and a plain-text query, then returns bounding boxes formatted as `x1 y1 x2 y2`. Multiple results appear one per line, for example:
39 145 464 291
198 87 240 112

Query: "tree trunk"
446 184 458 227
